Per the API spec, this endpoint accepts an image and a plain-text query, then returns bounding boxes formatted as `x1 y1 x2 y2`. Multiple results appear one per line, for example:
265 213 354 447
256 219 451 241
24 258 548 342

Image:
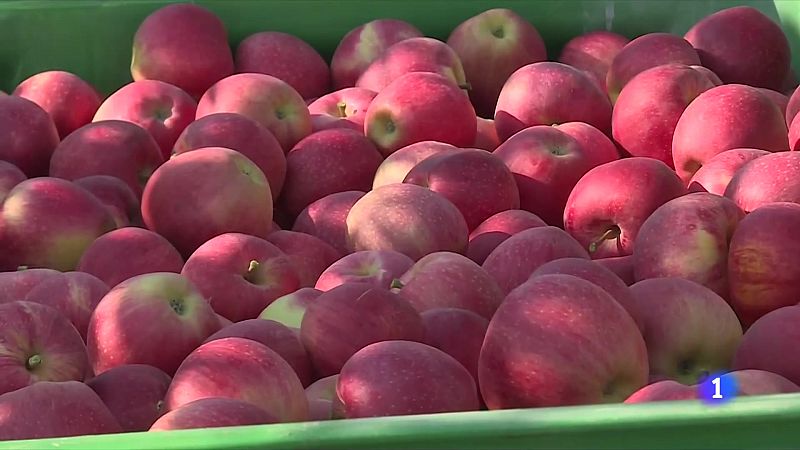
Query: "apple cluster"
2 3 800 442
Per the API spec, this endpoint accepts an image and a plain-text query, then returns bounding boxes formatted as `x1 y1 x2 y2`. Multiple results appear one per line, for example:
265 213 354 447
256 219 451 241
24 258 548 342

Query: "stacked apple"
2 2 800 442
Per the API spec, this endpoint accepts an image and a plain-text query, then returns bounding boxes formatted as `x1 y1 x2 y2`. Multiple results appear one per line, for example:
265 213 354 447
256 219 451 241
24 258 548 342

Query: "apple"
758 88 790 117
307 87 377 133
595 255 636 286
266 230 342 288
74 175 141 228
421 308 489 383
0 95 59 177
292 190 366 255
0 381 121 441
204 318 312 387
403 148 519 230
494 62 612 141
181 232 300 322
258 287 322 331
281 128 383 217
93 80 197 159
0 268 60 304
77 227 183 288
787 86 800 126
151 398 277 431
629 278 742 384
446 8 547 117
473 117 501 150
479 274 647 408
141 147 273 257
86 364 172 432
687 148 769 195
792 113 800 151
331 19 423 89
624 380 695 403
130 3 234 98
612 64 718 167
633 192 744 299
0 161 26 200
0 177 116 271
372 140 458 189
195 73 312 152
671 84 788 183
338 340 479 418
725 150 800 213
685 6 790 90
466 209 547 265
164 337 309 422
552 121 620 168
87 272 220 376
733 305 800 386
300 283 424 377
558 30 629 92
605 33 700 102
392 251 504 319
564 157 687 259
305 374 344 420
173 112 287 200
49 120 163 198
13 70 101 138
236 31 330 100
315 249 414 292
345 183 469 261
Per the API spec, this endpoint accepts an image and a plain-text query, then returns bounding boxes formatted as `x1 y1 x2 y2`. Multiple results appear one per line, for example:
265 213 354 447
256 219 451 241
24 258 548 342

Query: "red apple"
421 308 488 383
0 95 59 177
473 117 501 150
687 148 769 195
733 305 800 386
595 255 636 286
315 249 414 292
292 190 366 255
305 374 344 420
624 380 695 403
86 364 172 432
558 30 629 92
0 161 26 200
308 87 377 133
552 121 620 168
466 209 547 265
87 272 220 375
372 140 458 189
130 3 234 98
266 230 341 288
13 70 101 138
258 287 322 332
787 86 800 126
74 175 142 228
725 151 800 213
151 397 277 431
758 88 790 117
0 268 60 304
791 113 800 151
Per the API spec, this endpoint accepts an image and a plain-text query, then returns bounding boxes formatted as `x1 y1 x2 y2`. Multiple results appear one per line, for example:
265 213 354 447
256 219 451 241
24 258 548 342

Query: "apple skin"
446 8 547 117
93 80 197 160
605 33 700 102
687 148 769 196
196 73 312 152
372 141 458 189
49 120 163 198
164 337 309 422
266 230 342 288
204 318 312 387
558 30 629 92
87 272 221 376
173 112 287 200
281 128 383 218
612 64 718 167
0 95 60 177
86 364 172 432
364 72 477 156
393 251 504 320
300 283 424 377
258 287 322 332
13 70 101 139
151 398 278 431
315 249 414 292
292 191 366 255
787 86 800 127
595 255 636 286
563 157 687 259
724 151 800 213
791 113 800 151
0 381 122 441
671 84 788 183
758 88 790 117
23 271 109 341
236 31 330 100
77 227 184 288
0 177 116 272
483 226 590 295
181 232 301 323
552 121 620 168
0 161 26 199
623 380 695 403
307 87 377 133
494 62 612 141
633 193 744 299
75 175 142 228
685 6 790 91
305 374 344 420
0 268 61 304
0 301 89 396
734 305 800 386
403 148 519 230
345 183 469 261
130 3 234 98
421 308 489 383
727 203 800 327
141 147 273 258
629 278 742 385
473 117 501 151
479 274 648 409
338 340 480 418
331 19 423 89
466 209 547 265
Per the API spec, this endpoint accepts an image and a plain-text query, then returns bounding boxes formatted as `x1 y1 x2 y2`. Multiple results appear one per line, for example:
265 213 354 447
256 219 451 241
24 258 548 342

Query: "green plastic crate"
2 0 800 448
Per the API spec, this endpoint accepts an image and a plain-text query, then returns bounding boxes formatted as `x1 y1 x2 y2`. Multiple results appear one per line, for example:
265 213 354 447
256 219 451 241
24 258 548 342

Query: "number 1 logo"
699 372 738 405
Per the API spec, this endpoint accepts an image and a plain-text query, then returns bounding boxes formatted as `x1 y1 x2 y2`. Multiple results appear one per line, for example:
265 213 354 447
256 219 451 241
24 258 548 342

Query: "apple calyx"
389 279 404 290
458 82 473 91
26 354 43 371
336 102 348 118
169 297 186 316
588 226 621 253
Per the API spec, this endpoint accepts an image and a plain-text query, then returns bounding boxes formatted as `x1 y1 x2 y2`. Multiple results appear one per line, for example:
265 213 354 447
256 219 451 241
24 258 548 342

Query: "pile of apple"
2 2 800 442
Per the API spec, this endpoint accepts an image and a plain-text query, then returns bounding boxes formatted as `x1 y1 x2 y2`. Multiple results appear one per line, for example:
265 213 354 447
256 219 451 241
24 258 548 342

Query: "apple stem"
336 102 348 118
26 354 42 371
389 279 404 290
588 226 621 253
248 260 260 274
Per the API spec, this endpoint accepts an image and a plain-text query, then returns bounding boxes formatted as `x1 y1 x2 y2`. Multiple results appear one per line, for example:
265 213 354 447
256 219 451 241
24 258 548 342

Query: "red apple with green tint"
308 87 377 133
0 268 60 304
305 374 344 420
421 308 489 383
372 141 458 189
466 209 547 265
266 230 341 288
24 271 108 341
0 161 26 199
86 364 172 432
315 249 414 292
558 30 629 92
687 148 769 196
733 306 800 386
75 175 141 228
292 191 366 255
724 151 800 213
258 287 322 332
151 398 277 431
0 95 59 177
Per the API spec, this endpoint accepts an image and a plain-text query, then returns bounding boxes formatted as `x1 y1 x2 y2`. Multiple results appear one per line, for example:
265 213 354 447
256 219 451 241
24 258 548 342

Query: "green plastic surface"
2 0 800 448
